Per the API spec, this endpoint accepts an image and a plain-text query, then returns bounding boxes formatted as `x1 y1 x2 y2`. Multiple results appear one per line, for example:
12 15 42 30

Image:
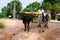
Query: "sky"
0 0 43 12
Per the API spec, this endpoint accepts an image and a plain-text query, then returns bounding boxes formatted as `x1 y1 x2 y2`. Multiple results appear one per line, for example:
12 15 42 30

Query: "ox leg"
38 24 41 27
24 24 26 31
27 23 29 31
45 22 48 28
42 26 44 32
38 22 41 27
41 23 45 32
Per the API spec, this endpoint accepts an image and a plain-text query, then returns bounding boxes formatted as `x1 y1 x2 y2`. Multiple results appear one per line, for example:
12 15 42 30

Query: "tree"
1 0 22 18
24 2 40 12
43 0 60 20
44 0 58 5
1 7 7 18
42 2 52 10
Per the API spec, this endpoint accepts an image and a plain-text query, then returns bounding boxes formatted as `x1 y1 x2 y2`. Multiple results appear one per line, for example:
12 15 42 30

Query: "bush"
0 23 5 29
33 18 38 20
0 14 6 18
33 17 38 23
56 16 60 21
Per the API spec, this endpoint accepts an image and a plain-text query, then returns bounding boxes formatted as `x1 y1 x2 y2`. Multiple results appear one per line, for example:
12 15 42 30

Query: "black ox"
19 12 35 31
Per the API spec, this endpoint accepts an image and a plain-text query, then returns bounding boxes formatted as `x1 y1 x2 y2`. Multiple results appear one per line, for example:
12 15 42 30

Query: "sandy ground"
0 19 60 40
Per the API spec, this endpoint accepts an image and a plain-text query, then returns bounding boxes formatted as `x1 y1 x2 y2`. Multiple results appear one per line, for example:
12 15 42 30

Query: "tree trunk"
13 2 16 19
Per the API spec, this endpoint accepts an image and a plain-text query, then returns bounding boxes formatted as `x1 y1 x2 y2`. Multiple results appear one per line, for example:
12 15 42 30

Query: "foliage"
33 17 38 20
43 0 60 20
33 17 38 23
1 0 22 18
0 13 6 18
24 2 40 12
0 0 60 20
42 2 52 10
0 23 5 29
56 16 60 21
44 0 58 5
7 0 22 14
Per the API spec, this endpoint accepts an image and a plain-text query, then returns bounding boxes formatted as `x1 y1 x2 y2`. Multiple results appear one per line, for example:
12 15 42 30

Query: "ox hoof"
28 30 29 31
39 31 41 33
38 25 41 27
42 31 44 32
47 27 48 28
24 30 26 31
13 34 16 35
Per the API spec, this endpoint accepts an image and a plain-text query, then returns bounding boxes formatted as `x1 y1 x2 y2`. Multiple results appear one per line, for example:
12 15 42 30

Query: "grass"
0 23 5 29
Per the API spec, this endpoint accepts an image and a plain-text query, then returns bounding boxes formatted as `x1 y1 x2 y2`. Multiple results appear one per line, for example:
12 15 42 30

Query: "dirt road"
0 19 60 40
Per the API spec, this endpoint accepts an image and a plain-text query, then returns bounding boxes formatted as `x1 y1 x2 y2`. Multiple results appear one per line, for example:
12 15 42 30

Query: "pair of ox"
20 12 49 32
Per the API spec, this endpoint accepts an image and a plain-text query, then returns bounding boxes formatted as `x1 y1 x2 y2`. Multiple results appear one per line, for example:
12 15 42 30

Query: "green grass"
33 17 38 20
0 23 5 29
